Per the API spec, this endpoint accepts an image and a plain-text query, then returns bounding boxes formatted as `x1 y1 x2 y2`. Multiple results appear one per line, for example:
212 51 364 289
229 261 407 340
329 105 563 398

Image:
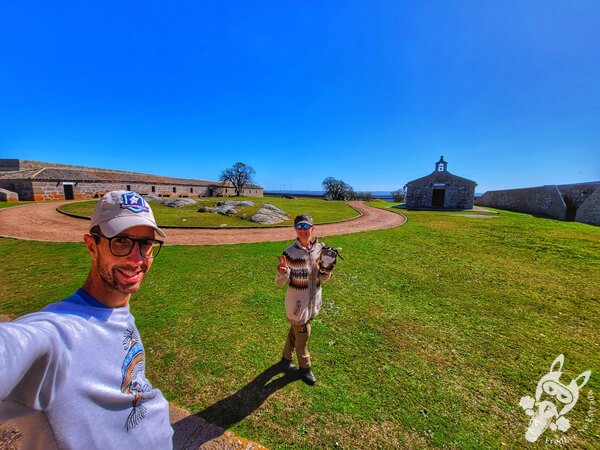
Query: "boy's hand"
277 255 288 273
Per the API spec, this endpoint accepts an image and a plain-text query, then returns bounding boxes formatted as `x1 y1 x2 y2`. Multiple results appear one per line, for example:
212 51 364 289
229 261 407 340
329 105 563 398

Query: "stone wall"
0 188 18 202
556 182 600 216
575 188 600 226
0 159 20 171
0 159 264 199
406 173 476 209
8 181 254 201
475 186 567 220
0 181 34 201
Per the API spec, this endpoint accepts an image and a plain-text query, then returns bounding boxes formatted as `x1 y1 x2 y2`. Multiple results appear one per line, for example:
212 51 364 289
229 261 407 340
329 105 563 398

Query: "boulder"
144 196 197 208
214 205 238 216
224 200 254 207
163 198 197 208
143 195 163 203
250 204 289 224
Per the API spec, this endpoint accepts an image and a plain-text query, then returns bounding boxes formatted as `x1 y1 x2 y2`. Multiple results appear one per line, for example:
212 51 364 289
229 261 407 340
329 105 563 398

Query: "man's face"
91 225 155 295
295 222 315 242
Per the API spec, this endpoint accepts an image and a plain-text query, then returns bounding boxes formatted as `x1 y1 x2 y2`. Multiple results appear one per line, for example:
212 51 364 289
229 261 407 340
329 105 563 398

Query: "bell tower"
435 156 448 172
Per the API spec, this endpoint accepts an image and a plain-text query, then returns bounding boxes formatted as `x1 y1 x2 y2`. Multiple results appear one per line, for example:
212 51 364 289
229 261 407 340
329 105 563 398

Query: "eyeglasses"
92 233 163 258
295 223 313 230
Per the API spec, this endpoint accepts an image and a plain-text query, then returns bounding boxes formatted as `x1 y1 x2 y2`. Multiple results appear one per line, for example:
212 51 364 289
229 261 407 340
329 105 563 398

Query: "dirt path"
0 201 405 245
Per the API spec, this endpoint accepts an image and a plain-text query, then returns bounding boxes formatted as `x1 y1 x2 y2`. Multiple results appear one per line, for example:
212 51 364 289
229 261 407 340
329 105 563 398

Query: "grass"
1 206 599 448
0 201 34 209
58 196 359 227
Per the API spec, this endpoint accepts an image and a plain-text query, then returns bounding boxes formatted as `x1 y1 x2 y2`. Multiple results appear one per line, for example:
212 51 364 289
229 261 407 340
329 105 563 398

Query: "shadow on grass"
172 361 299 447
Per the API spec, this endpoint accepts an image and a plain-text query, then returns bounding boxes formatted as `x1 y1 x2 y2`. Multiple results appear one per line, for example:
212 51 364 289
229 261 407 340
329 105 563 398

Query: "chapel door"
432 189 445 208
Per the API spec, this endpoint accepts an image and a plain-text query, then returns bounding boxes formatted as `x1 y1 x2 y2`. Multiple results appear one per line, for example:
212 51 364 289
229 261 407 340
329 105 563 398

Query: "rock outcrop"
250 204 289 224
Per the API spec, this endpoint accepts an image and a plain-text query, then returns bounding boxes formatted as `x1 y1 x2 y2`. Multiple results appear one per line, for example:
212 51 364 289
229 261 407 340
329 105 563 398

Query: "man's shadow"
172 362 300 447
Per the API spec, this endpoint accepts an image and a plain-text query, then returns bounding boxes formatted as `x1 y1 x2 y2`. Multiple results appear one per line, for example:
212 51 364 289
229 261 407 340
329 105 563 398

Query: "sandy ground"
0 200 406 245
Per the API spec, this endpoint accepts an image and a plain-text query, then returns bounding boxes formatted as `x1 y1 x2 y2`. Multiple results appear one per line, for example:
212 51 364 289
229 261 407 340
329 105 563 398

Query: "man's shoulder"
14 297 124 326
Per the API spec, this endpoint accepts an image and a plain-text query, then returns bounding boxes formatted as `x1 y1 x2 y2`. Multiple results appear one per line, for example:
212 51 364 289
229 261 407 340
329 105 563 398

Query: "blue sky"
1 1 598 192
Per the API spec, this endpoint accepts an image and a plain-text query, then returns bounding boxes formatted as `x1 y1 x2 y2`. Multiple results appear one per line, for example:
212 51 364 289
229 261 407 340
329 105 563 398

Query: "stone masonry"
475 182 600 226
405 156 477 210
0 159 263 201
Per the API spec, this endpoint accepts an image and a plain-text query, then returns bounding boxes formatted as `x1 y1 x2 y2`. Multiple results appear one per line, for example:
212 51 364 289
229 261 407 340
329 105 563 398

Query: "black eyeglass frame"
91 232 163 259
295 223 313 230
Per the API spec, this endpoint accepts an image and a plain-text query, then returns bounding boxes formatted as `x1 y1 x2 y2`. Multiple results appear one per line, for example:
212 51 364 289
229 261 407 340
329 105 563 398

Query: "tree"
392 185 407 203
354 192 374 201
219 162 256 196
322 177 355 200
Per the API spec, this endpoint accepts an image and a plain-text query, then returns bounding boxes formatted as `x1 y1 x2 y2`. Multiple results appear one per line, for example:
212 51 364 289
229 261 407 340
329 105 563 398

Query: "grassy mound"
58 196 359 227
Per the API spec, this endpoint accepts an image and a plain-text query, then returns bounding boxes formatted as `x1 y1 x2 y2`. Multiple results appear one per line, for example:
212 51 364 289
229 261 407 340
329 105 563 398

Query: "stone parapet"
476 185 567 220
575 188 600 226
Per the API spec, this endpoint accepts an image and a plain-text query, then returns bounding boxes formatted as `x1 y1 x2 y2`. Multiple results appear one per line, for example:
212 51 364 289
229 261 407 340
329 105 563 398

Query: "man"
0 191 173 449
275 214 337 386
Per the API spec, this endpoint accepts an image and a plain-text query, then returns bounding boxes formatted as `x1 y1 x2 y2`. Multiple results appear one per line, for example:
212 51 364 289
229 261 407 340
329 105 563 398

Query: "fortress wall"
0 188 18 202
575 188 600 226
29 181 214 202
0 181 34 201
475 186 567 220
557 182 600 209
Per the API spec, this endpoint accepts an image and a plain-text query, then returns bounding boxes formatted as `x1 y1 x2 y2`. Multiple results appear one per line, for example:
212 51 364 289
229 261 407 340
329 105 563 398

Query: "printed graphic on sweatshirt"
121 325 156 431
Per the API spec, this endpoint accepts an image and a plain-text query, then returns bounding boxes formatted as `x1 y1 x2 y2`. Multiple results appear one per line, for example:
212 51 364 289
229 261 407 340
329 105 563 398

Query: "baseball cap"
90 191 166 238
294 214 314 226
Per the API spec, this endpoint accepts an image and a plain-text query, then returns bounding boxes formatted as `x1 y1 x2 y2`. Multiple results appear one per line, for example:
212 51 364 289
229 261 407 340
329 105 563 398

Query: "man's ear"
83 234 98 257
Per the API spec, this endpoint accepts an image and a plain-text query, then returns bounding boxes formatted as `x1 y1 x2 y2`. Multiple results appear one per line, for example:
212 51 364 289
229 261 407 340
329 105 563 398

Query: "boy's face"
295 222 315 242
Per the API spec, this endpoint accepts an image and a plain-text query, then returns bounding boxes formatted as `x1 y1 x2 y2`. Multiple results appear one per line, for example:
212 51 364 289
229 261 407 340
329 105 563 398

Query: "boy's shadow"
172 362 300 447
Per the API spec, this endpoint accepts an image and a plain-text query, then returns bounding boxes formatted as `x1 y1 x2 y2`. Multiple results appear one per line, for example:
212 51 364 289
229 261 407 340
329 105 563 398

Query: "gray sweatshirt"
0 289 173 449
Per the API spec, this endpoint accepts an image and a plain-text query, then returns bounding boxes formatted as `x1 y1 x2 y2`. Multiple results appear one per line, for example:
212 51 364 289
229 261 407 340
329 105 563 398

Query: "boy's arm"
275 254 290 287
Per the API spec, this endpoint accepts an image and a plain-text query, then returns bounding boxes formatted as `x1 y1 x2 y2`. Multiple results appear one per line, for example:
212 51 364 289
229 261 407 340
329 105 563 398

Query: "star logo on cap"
120 192 149 214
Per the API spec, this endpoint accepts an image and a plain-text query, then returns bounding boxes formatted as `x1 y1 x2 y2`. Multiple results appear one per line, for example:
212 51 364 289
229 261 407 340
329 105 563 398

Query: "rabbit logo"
519 354 591 443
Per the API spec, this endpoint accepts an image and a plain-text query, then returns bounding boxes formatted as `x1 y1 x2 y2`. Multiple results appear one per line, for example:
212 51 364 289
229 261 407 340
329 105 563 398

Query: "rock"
226 200 254 207
250 214 278 224
201 200 254 216
251 204 289 224
163 198 197 208
144 196 197 208
213 205 238 216
143 195 162 203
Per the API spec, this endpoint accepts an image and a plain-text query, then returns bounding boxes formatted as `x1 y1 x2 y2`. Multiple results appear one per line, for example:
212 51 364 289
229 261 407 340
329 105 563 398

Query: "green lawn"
1 207 598 448
0 201 34 209
58 196 359 227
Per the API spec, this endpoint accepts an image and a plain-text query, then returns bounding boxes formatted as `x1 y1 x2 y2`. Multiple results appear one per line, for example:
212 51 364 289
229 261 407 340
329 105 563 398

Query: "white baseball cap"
90 191 166 238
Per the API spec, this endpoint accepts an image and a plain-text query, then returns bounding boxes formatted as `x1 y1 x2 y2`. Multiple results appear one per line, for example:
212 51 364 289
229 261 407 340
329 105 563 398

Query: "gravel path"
0 200 406 245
